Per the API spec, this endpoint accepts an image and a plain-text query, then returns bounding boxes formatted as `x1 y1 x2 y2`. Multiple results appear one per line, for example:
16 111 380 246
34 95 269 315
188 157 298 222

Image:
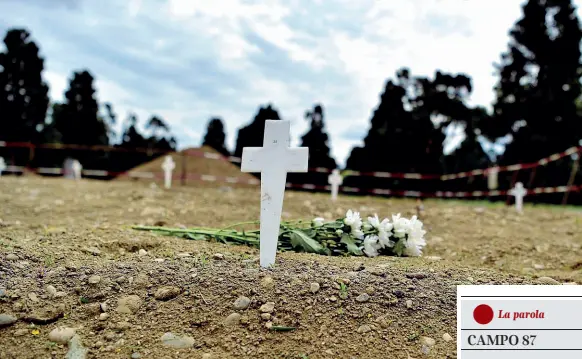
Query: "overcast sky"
2 0 575 166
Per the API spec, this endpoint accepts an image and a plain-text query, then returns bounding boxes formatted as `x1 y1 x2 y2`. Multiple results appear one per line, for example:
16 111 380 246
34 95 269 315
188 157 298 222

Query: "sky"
1 0 576 166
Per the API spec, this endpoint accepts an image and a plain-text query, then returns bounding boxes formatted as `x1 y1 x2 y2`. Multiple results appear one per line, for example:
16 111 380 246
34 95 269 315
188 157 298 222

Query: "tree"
234 104 281 160
52 70 109 146
300 104 336 169
483 0 582 200
202 117 230 157
0 28 49 154
345 68 480 194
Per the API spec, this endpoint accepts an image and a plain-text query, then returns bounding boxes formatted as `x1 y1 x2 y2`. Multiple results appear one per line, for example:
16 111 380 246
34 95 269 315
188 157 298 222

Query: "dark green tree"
300 104 336 169
482 0 582 201
202 117 230 157
52 70 109 146
0 28 49 165
234 104 281 159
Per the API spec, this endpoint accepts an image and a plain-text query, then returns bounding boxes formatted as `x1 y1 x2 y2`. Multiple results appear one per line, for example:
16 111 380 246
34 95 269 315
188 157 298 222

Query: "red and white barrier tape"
2 165 579 199
1 141 580 181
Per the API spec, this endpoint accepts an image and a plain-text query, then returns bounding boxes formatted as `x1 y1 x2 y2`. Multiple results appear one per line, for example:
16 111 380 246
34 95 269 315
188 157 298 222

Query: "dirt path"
0 177 579 358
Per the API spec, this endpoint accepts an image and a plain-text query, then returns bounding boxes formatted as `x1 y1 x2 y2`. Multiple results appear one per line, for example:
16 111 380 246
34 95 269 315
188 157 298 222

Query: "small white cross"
161 156 176 189
508 182 527 213
241 120 309 267
71 160 82 180
328 169 342 201
0 157 5 176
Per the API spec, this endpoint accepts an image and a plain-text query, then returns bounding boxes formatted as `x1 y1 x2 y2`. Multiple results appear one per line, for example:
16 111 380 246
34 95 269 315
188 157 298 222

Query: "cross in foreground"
241 120 309 267
0 157 5 176
508 182 527 213
328 169 342 201
162 156 176 189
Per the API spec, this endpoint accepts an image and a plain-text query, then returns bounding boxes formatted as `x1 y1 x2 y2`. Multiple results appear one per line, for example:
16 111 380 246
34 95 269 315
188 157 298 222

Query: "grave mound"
116 146 258 188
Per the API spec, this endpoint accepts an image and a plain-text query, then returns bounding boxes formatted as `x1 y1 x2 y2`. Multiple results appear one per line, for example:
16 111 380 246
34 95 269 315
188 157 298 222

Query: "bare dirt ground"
0 177 580 359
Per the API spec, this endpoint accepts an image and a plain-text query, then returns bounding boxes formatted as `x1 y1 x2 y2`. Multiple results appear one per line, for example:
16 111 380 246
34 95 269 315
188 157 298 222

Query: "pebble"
28 292 39 302
116 295 142 314
421 336 436 347
0 288 5 297
46 285 57 297
154 258 164 263
265 321 273 329
393 290 405 298
99 313 109 321
357 324 371 333
213 253 224 260
406 272 428 279
233 296 251 310
160 332 195 348
6 253 19 261
131 353 142 359
406 300 413 308
154 286 181 301
177 253 191 258
329 296 337 302
537 277 560 285
261 313 271 321
138 249 148 256
443 333 453 342
100 303 108 312
310 283 320 294
224 313 241 326
534 264 545 270
88 275 101 285
48 327 76 344
14 328 28 336
84 247 101 256
356 293 370 302
66 334 88 359
0 313 17 327
261 276 275 288
259 302 275 313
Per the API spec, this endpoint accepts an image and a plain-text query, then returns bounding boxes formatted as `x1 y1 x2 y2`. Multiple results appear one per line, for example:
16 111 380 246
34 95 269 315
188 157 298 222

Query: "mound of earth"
0 177 579 359
116 146 257 188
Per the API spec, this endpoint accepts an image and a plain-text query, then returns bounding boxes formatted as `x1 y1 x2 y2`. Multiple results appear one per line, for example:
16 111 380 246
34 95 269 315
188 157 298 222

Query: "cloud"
2 0 576 168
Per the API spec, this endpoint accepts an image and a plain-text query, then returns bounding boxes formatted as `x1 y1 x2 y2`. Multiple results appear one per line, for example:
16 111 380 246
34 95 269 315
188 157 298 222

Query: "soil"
0 177 580 359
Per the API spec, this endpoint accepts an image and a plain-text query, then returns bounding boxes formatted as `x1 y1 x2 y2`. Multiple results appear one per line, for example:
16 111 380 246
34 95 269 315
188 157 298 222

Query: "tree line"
1 0 581 203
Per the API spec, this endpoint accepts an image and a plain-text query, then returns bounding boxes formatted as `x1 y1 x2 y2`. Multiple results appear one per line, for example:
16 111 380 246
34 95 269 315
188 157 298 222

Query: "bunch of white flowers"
136 209 427 259
332 209 426 257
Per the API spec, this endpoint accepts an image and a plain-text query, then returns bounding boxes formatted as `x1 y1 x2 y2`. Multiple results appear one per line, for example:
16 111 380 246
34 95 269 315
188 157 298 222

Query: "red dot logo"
473 304 494 325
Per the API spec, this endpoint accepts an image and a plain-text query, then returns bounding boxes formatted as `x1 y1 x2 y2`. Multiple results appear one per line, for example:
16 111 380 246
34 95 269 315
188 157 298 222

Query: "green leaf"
340 234 363 256
289 230 325 254
270 325 296 332
393 240 406 257
79 296 89 304
184 233 207 240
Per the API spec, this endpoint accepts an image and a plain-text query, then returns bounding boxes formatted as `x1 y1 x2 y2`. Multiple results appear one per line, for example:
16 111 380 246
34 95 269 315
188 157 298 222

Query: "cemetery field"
0 177 581 359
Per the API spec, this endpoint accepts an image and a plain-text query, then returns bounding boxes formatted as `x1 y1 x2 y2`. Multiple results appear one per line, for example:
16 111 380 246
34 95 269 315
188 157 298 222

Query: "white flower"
344 210 364 239
392 213 410 239
335 229 344 236
363 235 381 257
363 222 372 231
367 214 394 248
403 216 427 257
312 217 325 227
344 210 362 227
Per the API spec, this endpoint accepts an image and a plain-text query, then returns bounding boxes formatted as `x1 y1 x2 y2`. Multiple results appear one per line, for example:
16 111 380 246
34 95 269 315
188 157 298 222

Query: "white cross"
508 182 527 213
328 169 342 201
0 157 5 176
71 160 82 180
241 120 309 267
161 156 176 189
